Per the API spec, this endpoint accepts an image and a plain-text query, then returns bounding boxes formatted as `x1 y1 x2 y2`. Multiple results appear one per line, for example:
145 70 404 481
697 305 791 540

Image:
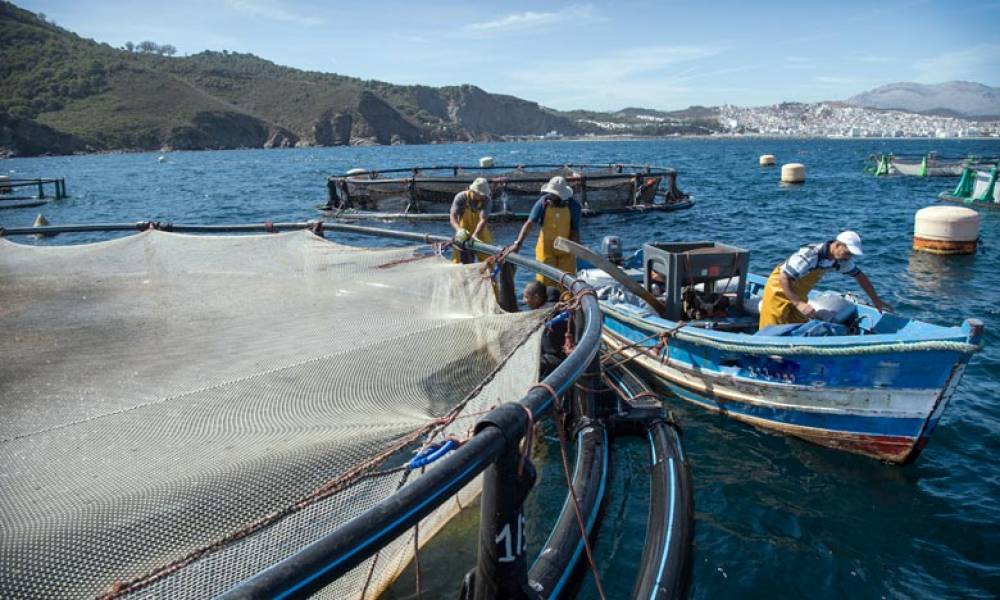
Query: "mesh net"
0 230 543 599
331 164 677 214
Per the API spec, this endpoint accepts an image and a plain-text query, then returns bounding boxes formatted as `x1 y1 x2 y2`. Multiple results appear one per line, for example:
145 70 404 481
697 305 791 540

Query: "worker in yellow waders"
759 231 893 330
449 177 494 264
510 176 582 288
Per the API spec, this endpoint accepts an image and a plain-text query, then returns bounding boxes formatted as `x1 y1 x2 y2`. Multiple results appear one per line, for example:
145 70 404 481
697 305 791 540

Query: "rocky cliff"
441 85 584 137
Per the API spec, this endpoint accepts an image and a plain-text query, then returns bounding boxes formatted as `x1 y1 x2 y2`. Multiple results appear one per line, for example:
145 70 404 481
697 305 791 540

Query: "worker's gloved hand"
796 301 816 319
454 228 470 243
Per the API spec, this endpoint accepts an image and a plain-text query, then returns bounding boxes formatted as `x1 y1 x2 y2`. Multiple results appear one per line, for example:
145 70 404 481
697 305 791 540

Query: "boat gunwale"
597 267 980 353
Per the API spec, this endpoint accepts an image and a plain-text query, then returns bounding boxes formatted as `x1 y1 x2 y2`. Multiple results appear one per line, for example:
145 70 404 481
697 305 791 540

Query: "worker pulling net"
0 230 544 599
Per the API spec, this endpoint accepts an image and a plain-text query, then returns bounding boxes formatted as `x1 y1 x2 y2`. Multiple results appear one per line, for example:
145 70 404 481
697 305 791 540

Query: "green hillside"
0 1 717 156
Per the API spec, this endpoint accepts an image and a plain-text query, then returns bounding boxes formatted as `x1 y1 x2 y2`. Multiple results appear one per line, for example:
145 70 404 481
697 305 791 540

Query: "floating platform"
937 166 999 209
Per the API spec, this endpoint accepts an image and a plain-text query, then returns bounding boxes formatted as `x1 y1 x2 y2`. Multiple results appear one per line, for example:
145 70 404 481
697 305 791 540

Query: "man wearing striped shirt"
758 231 893 329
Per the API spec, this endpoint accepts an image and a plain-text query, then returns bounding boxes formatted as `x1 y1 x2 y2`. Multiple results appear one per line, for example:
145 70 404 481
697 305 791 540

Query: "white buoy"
759 154 775 166
781 163 806 183
913 205 980 255
32 214 55 238
0 175 10 194
479 156 495 168
158 155 167 163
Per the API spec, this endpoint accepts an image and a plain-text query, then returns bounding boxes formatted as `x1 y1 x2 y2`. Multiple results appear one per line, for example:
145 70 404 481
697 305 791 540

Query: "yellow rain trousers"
758 264 825 330
535 202 576 287
451 200 494 264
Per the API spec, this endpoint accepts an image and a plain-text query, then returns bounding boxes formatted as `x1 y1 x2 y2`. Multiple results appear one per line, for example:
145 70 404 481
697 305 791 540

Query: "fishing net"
328 164 685 214
0 230 543 599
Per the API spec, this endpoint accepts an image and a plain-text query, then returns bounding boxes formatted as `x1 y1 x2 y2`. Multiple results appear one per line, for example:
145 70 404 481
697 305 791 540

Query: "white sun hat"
836 230 864 256
540 176 574 200
468 177 491 197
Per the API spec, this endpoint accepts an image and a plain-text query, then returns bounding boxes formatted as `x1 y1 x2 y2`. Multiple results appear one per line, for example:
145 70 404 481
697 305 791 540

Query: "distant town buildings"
566 102 999 139
716 102 999 138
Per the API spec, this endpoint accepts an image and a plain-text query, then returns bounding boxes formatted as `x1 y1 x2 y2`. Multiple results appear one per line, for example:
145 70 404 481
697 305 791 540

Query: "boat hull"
601 311 975 464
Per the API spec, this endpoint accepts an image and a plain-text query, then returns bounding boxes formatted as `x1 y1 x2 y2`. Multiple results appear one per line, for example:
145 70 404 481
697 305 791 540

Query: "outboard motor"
601 235 623 265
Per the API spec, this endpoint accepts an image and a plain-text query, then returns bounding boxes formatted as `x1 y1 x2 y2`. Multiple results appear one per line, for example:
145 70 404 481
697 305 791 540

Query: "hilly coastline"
2 1 996 157
0 2 720 157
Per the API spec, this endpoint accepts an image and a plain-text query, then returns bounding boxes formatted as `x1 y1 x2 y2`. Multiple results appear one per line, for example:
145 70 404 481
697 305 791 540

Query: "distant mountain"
846 82 1000 119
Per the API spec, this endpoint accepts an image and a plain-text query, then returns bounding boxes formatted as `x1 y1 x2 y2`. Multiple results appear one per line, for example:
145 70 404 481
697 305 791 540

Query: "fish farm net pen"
0 221 606 600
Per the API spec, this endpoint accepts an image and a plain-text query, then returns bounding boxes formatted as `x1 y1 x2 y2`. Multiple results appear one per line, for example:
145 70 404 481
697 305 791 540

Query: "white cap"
468 177 491 197
836 230 863 256
541 176 574 200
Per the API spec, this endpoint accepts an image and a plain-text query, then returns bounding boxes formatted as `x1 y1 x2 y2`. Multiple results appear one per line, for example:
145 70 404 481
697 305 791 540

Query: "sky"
17 0 1000 112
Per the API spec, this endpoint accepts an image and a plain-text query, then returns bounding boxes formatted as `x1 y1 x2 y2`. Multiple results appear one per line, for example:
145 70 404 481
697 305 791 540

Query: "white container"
781 163 805 183
913 205 980 255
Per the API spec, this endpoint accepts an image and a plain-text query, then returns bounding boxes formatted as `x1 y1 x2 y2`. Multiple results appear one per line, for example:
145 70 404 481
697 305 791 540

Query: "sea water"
3 138 998 598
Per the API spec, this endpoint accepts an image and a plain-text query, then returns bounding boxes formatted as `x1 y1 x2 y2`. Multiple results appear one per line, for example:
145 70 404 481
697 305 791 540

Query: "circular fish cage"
321 163 692 219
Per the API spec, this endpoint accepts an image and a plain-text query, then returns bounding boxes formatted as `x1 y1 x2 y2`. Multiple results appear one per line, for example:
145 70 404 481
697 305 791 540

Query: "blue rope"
408 439 457 470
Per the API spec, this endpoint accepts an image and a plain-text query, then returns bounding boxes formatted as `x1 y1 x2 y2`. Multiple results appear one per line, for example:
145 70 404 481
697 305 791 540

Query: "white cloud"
502 45 729 110
854 54 897 64
814 76 864 85
912 44 1000 84
463 5 593 35
225 0 324 27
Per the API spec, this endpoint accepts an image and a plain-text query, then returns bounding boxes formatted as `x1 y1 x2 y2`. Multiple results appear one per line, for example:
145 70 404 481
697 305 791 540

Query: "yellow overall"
535 202 576 287
758 264 826 330
451 196 494 264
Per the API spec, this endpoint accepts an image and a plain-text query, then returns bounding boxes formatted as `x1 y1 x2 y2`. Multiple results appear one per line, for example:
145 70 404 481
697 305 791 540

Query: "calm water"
3 138 998 598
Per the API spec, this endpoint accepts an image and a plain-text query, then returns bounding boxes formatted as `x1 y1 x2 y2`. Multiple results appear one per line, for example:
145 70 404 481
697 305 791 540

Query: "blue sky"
18 0 1000 111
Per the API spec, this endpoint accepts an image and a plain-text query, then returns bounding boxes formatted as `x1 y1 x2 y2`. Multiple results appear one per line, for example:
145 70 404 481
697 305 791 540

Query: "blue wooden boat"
574 239 984 464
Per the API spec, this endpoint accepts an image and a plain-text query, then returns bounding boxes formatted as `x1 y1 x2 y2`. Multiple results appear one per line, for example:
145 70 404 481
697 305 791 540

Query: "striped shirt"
781 241 861 280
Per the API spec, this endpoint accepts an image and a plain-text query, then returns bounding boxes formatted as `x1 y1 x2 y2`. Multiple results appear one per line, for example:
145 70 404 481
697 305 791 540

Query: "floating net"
325 163 688 215
0 230 543 599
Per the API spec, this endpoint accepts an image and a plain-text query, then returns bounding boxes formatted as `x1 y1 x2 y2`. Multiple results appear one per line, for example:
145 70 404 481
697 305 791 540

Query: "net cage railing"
324 163 689 213
0 177 68 199
0 220 603 600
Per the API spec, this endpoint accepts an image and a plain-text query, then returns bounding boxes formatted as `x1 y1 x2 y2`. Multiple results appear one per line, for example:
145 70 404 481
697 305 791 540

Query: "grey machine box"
643 241 750 320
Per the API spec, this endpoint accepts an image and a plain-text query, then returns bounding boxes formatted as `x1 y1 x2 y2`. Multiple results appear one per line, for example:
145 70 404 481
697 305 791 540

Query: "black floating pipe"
528 420 607 600
603 364 694 600
217 432 505 599
496 260 519 313
527 310 608 599
472 440 537 599
632 420 693 600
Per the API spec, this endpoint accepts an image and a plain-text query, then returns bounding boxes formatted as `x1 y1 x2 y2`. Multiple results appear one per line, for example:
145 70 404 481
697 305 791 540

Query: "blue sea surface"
3 138 998 598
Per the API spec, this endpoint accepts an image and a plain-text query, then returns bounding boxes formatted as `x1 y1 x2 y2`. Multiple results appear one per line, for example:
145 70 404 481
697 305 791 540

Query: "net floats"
759 154 776 166
913 205 980 255
781 163 806 183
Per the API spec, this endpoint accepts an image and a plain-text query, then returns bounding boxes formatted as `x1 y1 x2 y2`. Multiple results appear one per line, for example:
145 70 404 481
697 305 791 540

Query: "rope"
552 394 608 600
515 404 534 477
602 321 686 370
375 241 452 269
